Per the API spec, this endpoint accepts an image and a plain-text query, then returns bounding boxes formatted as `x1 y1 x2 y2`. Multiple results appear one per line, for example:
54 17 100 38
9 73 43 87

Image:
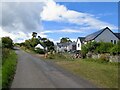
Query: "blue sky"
41 2 118 43
1 1 118 43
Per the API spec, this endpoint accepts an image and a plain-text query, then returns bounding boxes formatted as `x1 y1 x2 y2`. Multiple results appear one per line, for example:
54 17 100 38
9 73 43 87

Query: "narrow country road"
11 49 97 88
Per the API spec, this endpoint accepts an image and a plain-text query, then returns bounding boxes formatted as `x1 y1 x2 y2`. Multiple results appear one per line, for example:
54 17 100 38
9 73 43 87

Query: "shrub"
81 45 88 57
110 41 120 55
34 48 45 54
47 54 55 59
95 42 113 53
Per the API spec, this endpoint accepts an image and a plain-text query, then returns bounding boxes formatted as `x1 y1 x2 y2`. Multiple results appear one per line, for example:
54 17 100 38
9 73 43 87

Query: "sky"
0 0 119 44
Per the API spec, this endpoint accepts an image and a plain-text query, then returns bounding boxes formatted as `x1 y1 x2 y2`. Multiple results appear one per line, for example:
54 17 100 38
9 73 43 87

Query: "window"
111 40 113 43
114 40 116 44
78 44 80 47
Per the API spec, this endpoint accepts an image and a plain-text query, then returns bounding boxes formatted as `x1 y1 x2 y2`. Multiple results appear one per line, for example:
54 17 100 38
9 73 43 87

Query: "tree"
38 37 54 51
32 32 37 38
25 40 31 49
30 38 39 47
60 37 72 43
2 37 13 49
42 39 54 51
38 36 42 40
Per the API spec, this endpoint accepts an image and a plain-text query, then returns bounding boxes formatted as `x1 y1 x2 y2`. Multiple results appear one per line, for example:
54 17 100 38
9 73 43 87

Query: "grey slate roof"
78 27 120 43
85 27 109 41
70 41 77 45
57 42 71 48
114 33 120 39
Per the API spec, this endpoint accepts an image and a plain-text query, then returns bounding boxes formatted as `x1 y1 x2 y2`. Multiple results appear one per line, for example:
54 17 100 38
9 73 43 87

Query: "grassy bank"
0 67 1 89
45 53 118 88
2 49 17 88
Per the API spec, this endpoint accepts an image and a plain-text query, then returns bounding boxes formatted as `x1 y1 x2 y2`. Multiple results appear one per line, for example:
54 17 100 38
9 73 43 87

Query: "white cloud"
41 0 67 21
0 27 32 43
0 2 47 42
40 29 82 34
40 0 117 30
1 0 118 43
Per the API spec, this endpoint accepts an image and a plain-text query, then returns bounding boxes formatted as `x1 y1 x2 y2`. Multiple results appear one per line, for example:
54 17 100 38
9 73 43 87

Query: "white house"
56 43 69 52
35 44 44 50
76 37 85 51
76 27 120 51
67 41 76 51
56 42 76 52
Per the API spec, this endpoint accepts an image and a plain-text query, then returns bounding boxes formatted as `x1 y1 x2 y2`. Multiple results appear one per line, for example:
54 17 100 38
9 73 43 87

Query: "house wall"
67 43 76 51
76 39 82 50
56 46 67 52
95 29 119 43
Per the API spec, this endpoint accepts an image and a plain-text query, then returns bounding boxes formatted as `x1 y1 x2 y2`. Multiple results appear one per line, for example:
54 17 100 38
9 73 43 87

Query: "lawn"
45 53 118 88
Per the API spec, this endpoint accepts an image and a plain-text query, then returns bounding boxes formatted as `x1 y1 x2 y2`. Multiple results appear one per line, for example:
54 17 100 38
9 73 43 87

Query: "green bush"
34 48 45 54
81 41 99 57
95 42 113 53
110 41 120 55
2 50 17 88
81 41 116 57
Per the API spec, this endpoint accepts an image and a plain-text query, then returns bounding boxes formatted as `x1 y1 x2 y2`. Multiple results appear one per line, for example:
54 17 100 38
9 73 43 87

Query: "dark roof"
85 27 110 41
69 41 76 45
114 33 120 39
78 37 85 42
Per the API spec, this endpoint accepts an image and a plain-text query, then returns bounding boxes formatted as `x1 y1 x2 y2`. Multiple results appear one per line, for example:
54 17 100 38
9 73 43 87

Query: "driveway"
11 49 97 88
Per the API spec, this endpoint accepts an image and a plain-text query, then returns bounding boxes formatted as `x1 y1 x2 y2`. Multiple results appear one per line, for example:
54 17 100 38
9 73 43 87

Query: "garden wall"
90 53 120 62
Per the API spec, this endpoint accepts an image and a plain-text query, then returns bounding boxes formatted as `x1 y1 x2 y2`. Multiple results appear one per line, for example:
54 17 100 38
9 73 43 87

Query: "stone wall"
91 53 120 62
109 55 120 62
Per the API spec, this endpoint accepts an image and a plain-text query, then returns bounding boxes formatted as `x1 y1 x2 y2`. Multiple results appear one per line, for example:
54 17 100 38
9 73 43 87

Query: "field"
45 53 118 88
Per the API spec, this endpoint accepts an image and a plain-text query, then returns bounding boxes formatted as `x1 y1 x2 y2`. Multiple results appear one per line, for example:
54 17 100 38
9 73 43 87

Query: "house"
35 44 44 50
76 27 120 51
67 41 76 52
56 41 76 52
56 42 70 52
76 37 85 51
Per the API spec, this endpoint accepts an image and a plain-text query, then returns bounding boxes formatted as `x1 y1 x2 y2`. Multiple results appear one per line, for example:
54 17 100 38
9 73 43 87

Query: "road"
11 49 97 88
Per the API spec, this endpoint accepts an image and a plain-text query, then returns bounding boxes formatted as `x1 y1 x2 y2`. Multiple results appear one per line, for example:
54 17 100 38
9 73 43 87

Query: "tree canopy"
19 33 55 52
2 37 13 49
60 37 72 43
32 32 37 38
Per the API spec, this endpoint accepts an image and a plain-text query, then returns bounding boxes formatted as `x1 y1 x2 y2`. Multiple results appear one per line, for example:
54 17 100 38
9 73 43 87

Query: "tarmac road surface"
11 49 97 88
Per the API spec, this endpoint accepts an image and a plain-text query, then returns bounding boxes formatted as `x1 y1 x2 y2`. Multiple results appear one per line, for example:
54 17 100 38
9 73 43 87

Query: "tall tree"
60 37 72 43
32 32 37 38
38 36 42 40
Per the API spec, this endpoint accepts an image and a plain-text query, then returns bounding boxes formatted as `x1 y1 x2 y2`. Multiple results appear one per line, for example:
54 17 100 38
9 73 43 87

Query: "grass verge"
2 50 17 88
45 53 118 88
